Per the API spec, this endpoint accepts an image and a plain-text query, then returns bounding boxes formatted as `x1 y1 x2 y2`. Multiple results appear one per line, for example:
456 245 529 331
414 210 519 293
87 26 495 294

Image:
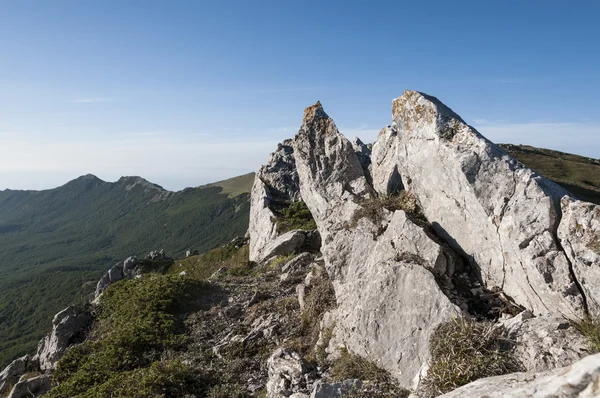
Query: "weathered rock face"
558 197 600 315
95 255 139 298
293 102 460 389
0 356 34 396
498 311 588 372
6 374 51 398
371 90 585 317
34 305 92 371
438 352 600 398
352 137 372 179
249 140 304 263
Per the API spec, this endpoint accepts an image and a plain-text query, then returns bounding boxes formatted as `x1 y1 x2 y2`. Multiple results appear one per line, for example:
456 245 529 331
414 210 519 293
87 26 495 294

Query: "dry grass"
350 191 425 228
571 315 600 354
420 318 522 397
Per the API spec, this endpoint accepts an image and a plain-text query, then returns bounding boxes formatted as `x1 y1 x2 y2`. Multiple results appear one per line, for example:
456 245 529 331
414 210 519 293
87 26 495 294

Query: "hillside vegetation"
0 173 254 368
499 144 600 205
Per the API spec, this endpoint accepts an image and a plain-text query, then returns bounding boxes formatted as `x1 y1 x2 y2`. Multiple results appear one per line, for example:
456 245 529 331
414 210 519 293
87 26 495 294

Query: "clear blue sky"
1 1 599 190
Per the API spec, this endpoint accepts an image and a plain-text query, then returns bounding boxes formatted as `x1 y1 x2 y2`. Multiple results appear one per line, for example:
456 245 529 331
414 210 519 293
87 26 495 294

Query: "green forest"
0 173 254 368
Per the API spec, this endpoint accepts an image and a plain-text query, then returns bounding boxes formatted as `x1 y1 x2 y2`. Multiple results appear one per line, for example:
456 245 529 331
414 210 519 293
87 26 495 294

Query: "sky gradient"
1 1 599 191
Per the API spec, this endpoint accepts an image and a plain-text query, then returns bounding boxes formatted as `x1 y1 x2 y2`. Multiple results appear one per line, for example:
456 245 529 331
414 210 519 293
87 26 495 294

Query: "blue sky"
1 1 599 191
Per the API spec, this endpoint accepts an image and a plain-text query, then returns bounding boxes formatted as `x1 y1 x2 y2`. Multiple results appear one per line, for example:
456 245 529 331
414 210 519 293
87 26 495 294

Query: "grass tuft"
420 318 522 397
571 315 600 354
350 191 425 228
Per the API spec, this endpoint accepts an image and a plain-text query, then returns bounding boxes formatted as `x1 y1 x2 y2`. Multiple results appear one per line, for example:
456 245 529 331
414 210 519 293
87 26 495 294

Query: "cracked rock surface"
372 90 587 317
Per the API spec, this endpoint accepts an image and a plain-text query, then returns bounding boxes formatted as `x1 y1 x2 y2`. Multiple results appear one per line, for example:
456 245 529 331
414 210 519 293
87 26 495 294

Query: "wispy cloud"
70 97 115 103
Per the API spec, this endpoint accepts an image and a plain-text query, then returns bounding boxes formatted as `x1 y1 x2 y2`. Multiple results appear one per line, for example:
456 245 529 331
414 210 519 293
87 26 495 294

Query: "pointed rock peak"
353 137 365 146
302 101 329 123
392 90 464 125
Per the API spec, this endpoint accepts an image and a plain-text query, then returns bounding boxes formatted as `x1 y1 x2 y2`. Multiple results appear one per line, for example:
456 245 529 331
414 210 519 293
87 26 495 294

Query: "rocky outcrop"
0 356 34 396
293 102 460 389
6 374 51 398
34 305 92 371
558 197 600 315
438 352 600 398
498 311 588 372
94 255 140 298
352 137 372 179
250 140 304 263
371 90 586 317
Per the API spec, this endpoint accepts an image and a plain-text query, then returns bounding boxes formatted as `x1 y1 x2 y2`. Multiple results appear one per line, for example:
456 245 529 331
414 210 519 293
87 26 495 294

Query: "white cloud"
70 97 115 103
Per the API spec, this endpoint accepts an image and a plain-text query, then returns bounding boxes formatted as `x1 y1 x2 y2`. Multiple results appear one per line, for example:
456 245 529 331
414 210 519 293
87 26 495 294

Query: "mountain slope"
499 144 600 205
0 173 254 368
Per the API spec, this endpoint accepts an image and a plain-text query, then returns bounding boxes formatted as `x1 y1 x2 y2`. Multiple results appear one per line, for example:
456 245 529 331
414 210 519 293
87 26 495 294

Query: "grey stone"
371 90 584 317
34 305 92 371
266 348 314 398
0 356 33 396
310 379 363 398
438 352 600 398
6 374 51 398
499 311 588 372
293 101 460 389
256 230 307 264
249 140 302 263
558 197 600 315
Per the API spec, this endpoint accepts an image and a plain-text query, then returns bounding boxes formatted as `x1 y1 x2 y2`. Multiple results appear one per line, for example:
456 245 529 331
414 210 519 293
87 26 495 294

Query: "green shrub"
420 318 522 397
274 201 317 233
571 315 600 353
46 274 208 397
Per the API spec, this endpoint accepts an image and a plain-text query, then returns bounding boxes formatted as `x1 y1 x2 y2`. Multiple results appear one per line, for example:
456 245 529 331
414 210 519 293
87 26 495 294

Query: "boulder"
6 374 51 398
293 101 460 389
266 348 315 398
34 305 92 371
255 230 308 264
438 352 600 398
558 197 600 315
371 90 585 316
499 311 588 372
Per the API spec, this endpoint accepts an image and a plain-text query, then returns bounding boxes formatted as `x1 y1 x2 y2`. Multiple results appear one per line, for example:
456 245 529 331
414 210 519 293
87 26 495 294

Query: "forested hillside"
0 173 254 368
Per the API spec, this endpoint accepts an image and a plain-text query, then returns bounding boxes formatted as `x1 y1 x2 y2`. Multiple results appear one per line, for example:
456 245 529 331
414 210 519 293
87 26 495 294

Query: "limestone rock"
499 311 588 372
310 379 363 398
293 101 460 389
372 90 584 316
558 197 600 315
266 348 315 398
352 137 372 179
34 305 92 371
6 374 51 398
438 352 600 398
95 255 139 298
255 230 308 264
0 356 34 396
249 140 303 263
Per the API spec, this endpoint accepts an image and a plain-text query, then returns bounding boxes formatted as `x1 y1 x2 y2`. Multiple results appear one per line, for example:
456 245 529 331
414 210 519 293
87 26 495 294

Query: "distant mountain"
0 172 255 368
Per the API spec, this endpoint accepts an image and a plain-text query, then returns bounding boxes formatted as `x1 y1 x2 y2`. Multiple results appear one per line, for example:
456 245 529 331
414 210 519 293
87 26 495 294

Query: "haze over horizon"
1 1 599 191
